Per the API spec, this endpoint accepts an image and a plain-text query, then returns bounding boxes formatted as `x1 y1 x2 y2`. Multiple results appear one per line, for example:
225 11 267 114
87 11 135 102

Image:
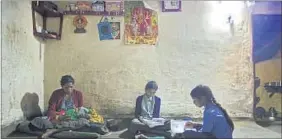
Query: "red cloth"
47 89 83 121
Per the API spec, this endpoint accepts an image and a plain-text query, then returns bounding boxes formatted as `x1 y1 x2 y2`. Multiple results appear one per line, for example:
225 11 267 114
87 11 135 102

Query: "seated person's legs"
129 118 147 134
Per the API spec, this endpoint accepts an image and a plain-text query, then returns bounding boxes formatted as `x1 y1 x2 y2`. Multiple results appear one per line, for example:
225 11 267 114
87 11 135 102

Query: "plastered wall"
1 0 45 127
44 1 253 118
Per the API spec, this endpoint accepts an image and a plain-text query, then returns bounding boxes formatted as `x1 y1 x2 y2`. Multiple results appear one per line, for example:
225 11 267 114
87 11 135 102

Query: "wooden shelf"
32 1 63 40
34 32 60 40
63 11 124 16
33 5 63 17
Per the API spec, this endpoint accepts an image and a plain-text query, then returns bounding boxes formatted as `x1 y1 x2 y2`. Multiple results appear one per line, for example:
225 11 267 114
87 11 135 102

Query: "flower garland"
73 15 88 29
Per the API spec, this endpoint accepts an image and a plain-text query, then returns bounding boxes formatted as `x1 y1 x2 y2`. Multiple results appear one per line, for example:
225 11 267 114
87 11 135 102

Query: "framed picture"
124 7 158 45
73 15 88 33
110 22 120 40
161 0 181 12
76 1 92 11
92 1 105 12
105 1 124 13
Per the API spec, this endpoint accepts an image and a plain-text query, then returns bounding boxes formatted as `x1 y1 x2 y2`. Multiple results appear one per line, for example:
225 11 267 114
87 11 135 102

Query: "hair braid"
212 97 234 131
191 85 235 132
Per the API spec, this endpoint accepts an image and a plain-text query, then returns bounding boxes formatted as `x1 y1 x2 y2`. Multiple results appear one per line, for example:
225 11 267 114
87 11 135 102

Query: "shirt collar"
205 102 216 110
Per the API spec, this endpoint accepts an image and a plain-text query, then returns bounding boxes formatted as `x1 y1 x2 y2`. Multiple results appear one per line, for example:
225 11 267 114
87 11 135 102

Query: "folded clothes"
62 107 104 124
30 117 54 130
65 109 78 120
88 108 104 124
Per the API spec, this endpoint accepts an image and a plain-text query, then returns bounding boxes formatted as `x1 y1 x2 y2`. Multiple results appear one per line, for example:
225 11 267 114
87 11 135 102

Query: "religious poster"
110 22 121 39
124 7 158 45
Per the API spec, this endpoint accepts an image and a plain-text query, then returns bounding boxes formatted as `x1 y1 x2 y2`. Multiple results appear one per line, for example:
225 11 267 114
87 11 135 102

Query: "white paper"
142 118 166 128
170 120 186 133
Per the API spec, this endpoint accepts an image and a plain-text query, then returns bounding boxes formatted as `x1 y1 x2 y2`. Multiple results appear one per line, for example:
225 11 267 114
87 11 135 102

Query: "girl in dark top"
184 85 234 139
135 81 161 119
129 81 170 138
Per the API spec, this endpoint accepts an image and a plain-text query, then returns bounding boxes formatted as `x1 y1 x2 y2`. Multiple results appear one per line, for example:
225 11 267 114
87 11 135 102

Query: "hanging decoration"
97 16 120 40
97 22 112 40
124 7 158 45
73 15 88 33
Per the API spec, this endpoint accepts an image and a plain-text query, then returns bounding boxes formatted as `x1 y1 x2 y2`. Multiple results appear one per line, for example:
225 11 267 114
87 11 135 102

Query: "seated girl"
184 85 234 139
135 81 161 120
129 81 170 137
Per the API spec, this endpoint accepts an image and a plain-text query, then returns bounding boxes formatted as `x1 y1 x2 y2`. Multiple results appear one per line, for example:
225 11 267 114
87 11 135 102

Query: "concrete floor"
265 121 282 134
233 121 281 138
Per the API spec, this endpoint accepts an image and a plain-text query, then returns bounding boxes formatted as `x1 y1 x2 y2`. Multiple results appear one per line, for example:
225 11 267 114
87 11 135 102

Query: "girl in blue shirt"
184 85 234 139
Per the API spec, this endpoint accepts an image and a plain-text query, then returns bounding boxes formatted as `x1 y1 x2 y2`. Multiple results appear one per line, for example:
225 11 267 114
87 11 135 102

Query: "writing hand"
185 121 194 129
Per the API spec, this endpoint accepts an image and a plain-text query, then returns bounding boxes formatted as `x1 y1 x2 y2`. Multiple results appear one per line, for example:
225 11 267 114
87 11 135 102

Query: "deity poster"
124 7 158 45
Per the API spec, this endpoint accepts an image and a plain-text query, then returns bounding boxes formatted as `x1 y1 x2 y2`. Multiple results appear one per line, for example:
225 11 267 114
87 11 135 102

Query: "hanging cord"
99 16 109 23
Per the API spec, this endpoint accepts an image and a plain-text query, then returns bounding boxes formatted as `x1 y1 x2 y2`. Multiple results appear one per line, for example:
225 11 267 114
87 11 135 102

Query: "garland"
73 16 88 29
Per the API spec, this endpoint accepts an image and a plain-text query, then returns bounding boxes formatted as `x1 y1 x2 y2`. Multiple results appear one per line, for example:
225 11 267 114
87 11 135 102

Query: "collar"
205 103 216 110
144 94 154 101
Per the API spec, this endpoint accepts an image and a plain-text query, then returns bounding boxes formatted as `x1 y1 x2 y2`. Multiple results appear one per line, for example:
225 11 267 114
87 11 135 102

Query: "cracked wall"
44 1 253 117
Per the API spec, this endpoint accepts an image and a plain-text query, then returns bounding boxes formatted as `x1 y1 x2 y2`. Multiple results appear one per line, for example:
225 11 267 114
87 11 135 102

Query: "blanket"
16 116 109 139
16 119 100 139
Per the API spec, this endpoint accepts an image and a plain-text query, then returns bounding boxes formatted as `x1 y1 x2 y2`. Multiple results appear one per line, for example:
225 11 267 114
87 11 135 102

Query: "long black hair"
190 85 234 131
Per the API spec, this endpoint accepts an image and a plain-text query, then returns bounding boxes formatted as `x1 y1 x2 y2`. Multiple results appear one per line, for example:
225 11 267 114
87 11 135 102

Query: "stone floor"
7 119 282 139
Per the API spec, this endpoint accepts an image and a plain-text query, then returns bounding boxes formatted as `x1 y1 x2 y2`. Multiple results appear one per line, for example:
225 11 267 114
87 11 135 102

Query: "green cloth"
65 109 78 120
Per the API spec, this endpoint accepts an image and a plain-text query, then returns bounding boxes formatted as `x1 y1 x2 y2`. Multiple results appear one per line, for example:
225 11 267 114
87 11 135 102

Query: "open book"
142 118 166 128
170 120 197 134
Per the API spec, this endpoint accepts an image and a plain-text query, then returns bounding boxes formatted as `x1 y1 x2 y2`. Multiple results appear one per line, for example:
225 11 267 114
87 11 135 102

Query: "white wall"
1 0 44 128
44 1 253 118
